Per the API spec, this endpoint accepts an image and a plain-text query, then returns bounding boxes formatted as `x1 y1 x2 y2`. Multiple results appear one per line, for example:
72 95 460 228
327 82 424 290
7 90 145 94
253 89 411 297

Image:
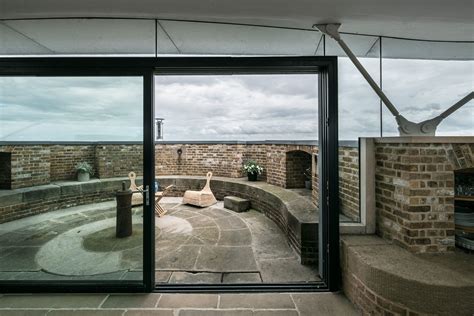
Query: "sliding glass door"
0 57 338 292
0 62 156 292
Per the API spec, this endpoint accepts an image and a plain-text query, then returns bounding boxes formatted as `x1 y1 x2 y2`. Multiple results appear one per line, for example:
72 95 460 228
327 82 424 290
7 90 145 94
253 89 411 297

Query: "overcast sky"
0 58 472 142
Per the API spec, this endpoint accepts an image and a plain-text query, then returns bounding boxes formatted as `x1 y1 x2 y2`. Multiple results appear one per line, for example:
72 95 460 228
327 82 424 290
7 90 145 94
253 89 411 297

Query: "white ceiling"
0 0 473 41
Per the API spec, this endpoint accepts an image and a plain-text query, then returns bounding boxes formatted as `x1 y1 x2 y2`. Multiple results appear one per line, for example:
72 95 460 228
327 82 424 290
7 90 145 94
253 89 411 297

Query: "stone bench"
341 235 474 315
0 177 137 224
224 196 250 213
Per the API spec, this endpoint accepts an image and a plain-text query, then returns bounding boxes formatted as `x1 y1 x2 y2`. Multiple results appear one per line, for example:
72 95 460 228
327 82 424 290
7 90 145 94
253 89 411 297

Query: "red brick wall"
0 142 361 223
155 143 247 178
50 145 96 181
339 146 360 221
375 141 473 253
242 144 268 180
0 145 50 189
95 144 143 178
266 144 315 188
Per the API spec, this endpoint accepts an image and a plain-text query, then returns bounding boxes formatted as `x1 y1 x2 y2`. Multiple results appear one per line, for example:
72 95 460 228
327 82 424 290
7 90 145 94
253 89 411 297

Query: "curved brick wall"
0 175 319 264
157 176 319 265
0 141 361 222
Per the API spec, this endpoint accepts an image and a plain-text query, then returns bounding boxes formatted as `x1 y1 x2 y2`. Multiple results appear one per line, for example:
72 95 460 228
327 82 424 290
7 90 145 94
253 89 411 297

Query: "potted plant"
75 162 94 182
243 160 263 181
304 167 312 189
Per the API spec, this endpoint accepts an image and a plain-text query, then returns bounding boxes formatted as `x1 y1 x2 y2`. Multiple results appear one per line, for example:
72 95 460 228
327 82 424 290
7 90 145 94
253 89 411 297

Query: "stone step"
224 196 250 213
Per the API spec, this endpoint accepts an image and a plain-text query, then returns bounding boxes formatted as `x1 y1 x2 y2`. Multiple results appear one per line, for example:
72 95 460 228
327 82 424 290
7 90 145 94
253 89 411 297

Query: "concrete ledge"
341 235 474 315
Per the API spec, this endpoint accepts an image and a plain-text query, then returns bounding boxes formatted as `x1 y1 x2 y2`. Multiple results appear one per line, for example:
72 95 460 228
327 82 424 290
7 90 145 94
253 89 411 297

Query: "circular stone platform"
0 199 320 283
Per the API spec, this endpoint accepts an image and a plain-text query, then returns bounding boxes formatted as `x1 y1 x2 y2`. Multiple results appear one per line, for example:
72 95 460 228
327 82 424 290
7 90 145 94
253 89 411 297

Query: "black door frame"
0 56 339 293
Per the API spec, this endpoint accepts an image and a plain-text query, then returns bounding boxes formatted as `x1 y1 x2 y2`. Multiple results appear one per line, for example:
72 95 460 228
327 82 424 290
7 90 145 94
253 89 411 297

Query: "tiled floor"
0 292 360 315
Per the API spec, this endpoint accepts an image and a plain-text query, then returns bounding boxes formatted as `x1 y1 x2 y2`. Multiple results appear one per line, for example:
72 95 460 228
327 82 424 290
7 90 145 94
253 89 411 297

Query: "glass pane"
157 20 322 55
326 34 381 222
0 19 156 56
0 77 144 282
154 74 321 284
382 38 474 136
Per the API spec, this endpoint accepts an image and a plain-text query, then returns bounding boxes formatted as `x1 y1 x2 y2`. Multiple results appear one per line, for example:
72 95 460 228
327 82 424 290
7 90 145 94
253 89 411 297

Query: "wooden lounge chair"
182 172 217 207
128 171 173 217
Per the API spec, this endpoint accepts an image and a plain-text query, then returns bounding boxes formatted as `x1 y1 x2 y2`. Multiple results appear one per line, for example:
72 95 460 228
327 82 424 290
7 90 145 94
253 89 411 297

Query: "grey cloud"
0 59 472 142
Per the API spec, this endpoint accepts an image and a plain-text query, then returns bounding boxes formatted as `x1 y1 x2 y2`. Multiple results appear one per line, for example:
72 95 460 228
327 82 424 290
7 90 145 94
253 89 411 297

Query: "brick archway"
285 150 312 189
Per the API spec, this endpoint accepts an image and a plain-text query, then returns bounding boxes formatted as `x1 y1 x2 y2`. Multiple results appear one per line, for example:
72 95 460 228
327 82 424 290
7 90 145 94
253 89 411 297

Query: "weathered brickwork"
0 145 50 189
50 145 96 181
242 144 268 180
310 146 360 222
95 144 143 178
339 146 360 221
375 141 474 253
0 142 361 224
155 143 247 178
266 144 315 188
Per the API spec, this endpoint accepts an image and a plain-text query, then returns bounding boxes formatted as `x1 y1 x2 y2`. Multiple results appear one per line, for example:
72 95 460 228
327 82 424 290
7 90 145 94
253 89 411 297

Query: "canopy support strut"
313 23 473 136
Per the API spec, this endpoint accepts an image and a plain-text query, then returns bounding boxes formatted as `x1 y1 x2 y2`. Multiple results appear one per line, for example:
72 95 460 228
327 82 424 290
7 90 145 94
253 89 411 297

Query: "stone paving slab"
0 294 107 308
0 293 359 316
195 246 258 272
158 294 218 308
169 271 222 284
219 293 295 309
258 258 320 283
0 200 320 284
101 294 161 308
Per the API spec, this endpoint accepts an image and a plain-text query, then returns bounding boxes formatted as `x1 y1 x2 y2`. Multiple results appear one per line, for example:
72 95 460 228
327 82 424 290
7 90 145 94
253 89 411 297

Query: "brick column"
375 139 473 253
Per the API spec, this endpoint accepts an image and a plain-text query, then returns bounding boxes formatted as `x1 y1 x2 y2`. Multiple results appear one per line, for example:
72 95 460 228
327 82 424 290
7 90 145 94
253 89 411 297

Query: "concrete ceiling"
0 0 473 41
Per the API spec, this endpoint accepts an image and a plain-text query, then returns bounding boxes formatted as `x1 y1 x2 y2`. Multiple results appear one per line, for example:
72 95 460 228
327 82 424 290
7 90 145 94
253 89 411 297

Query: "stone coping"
0 140 359 147
367 136 474 144
341 235 474 315
0 177 135 207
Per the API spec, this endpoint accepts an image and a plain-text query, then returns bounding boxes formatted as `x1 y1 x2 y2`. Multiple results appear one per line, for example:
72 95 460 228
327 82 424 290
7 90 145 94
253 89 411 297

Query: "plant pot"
77 171 90 182
305 180 312 190
247 172 258 181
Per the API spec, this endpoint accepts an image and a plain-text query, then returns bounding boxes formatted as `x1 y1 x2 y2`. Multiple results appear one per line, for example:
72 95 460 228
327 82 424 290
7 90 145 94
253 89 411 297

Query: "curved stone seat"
0 177 134 223
341 235 474 315
157 175 318 264
0 175 318 264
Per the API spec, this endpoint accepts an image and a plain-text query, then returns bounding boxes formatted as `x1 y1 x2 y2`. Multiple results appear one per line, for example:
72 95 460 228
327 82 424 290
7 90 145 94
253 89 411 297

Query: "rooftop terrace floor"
0 198 320 284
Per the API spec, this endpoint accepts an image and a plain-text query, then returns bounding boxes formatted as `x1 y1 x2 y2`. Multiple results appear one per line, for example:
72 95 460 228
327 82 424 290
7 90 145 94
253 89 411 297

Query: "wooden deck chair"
182 172 217 207
136 184 174 217
129 172 144 206
129 171 174 217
